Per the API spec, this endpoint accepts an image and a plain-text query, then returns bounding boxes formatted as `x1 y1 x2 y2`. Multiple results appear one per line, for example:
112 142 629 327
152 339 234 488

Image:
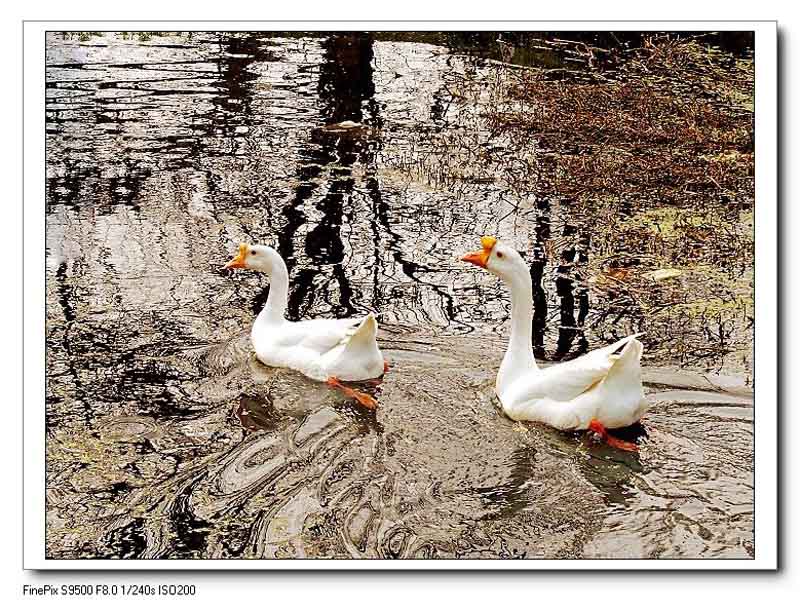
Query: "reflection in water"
578 423 648 507
529 198 549 359
553 204 590 360
45 32 754 561
279 34 379 320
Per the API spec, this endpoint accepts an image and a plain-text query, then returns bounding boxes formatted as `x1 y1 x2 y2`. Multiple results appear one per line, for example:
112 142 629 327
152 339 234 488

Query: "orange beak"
460 236 497 269
224 243 249 270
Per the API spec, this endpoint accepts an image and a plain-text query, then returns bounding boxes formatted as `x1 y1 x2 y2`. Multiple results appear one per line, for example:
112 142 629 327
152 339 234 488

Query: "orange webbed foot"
605 435 639 452
326 377 378 410
383 360 390 374
588 419 639 452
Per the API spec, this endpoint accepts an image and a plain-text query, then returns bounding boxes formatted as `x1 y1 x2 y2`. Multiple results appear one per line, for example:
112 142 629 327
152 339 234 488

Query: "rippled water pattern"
45 32 753 560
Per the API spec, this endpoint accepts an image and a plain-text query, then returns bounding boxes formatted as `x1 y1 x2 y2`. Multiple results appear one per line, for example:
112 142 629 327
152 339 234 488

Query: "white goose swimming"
224 243 386 408
461 236 649 451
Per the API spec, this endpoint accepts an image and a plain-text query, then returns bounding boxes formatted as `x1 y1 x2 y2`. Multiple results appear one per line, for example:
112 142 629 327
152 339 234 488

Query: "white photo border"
23 20 778 570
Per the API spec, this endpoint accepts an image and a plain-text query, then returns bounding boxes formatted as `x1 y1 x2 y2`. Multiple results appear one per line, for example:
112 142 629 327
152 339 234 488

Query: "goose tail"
330 313 382 381
602 338 644 391
343 313 378 350
606 332 644 356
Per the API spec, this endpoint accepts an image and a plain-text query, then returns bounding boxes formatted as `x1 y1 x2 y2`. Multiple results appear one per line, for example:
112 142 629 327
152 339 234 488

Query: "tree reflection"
526 196 590 360
274 34 378 320
553 206 590 360
529 198 550 359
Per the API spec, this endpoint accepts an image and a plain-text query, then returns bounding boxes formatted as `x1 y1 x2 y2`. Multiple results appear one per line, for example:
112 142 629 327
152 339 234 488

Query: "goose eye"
496 251 504 259
250 250 257 256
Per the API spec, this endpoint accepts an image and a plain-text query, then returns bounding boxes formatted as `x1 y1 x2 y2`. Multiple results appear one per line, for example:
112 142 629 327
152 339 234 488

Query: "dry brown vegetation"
409 36 755 374
492 37 753 204
506 38 753 372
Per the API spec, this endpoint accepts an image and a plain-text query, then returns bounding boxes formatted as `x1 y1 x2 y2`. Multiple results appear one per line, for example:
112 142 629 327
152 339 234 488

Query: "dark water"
45 32 754 560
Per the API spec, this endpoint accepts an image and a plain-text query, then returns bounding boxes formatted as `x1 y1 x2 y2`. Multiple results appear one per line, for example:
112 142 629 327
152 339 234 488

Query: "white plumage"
225 244 385 383
461 236 649 449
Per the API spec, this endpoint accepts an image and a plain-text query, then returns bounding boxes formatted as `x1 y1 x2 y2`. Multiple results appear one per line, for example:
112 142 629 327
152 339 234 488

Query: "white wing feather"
273 317 368 356
505 333 642 404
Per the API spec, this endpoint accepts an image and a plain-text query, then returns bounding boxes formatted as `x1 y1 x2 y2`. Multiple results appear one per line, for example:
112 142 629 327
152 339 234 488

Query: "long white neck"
255 251 289 325
497 265 538 395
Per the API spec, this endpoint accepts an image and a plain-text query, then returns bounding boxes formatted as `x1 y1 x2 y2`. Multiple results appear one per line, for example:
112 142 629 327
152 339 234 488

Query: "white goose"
224 244 386 408
461 236 649 451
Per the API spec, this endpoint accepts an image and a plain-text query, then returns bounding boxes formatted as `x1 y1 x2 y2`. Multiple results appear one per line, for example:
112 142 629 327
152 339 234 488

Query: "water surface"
45 32 754 560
